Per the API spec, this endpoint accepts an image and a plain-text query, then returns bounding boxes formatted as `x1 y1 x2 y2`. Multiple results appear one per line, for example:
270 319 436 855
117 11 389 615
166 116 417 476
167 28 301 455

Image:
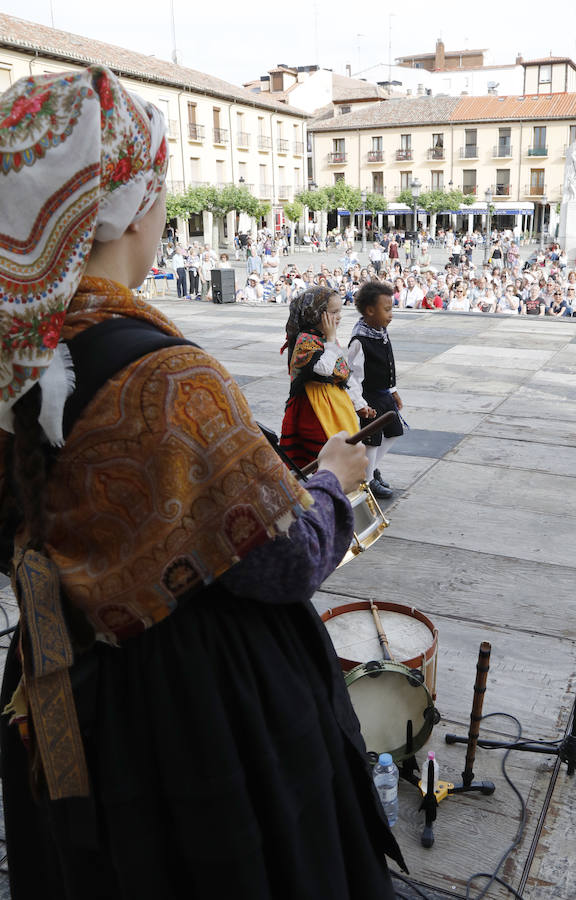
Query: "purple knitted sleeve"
220 470 354 604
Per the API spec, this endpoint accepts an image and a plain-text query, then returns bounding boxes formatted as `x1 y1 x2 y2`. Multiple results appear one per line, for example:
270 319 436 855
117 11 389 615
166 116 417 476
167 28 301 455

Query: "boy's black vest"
349 333 402 443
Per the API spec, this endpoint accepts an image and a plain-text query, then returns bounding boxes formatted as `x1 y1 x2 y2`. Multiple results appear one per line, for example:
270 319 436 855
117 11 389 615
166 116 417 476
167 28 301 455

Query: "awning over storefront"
338 202 535 216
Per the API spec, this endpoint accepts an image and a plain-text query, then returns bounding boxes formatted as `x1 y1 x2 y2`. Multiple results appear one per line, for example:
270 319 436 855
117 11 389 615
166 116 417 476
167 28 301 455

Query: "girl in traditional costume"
279 287 373 469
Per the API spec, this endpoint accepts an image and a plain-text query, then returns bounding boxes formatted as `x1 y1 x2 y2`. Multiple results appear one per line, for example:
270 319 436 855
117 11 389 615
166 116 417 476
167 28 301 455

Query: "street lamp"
540 195 547 252
484 187 493 264
410 177 421 264
361 188 368 253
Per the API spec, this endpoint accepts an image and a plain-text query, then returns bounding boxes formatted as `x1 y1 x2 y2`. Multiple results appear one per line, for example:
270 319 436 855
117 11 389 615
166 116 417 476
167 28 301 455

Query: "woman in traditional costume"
0 68 404 899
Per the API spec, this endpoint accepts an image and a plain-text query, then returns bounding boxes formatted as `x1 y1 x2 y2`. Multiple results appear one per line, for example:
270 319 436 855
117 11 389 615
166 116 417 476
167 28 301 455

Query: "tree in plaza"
295 187 329 240
283 200 304 254
364 192 388 238
396 188 474 238
323 181 362 217
165 184 269 246
165 192 192 227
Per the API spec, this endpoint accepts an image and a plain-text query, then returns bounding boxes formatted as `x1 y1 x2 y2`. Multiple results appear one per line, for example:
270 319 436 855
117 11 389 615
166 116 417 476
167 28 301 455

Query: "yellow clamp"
418 779 454 804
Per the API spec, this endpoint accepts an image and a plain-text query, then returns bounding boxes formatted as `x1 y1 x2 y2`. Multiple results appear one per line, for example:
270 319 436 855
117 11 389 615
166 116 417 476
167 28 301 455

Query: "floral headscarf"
0 66 168 442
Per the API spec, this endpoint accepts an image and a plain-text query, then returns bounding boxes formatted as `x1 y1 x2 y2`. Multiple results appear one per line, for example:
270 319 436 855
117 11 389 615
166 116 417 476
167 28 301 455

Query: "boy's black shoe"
368 478 393 500
373 468 391 489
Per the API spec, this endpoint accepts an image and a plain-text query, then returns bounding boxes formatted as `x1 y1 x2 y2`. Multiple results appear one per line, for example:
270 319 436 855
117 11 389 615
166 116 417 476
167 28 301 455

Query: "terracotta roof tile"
0 13 307 117
452 93 576 121
309 91 576 131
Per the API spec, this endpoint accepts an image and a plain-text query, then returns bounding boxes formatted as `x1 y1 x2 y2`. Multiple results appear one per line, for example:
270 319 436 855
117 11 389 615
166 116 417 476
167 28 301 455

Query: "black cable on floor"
464 712 528 900
391 709 547 900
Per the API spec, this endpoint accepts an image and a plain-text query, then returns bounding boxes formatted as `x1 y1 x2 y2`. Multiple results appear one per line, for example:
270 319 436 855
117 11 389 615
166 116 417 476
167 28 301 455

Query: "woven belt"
13 547 90 800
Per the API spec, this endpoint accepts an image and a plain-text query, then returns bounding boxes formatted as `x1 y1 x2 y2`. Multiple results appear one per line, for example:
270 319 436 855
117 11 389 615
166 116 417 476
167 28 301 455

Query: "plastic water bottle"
420 750 439 794
373 752 399 826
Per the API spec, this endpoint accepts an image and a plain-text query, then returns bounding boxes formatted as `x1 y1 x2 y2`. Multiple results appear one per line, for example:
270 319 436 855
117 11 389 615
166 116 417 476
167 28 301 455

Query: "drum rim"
321 600 438 672
344 659 435 762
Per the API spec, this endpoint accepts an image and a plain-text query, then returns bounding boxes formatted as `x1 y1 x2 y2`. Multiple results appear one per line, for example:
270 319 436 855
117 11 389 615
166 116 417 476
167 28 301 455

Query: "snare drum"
339 484 389 567
321 601 440 762
321 601 438 699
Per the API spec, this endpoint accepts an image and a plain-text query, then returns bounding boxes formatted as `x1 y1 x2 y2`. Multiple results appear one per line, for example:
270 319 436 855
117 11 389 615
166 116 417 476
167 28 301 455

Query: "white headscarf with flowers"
0 65 168 444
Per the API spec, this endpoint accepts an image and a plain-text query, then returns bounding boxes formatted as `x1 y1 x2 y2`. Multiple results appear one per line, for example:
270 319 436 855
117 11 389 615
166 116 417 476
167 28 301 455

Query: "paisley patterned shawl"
40 276 313 645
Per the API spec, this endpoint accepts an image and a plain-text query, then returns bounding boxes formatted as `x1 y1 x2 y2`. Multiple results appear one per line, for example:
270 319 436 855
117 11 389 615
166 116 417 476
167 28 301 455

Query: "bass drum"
344 660 437 762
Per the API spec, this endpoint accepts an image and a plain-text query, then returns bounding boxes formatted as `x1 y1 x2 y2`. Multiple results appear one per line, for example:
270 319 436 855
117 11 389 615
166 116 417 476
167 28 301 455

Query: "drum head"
345 661 434 762
325 607 433 667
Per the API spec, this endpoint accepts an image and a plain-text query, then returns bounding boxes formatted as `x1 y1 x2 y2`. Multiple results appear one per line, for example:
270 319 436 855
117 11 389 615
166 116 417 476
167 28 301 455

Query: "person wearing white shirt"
368 242 384 274
237 273 264 303
448 283 470 311
399 275 424 309
171 246 187 298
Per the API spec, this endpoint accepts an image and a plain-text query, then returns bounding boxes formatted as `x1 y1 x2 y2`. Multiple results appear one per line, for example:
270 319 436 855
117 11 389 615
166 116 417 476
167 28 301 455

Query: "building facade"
0 13 308 244
310 84 576 236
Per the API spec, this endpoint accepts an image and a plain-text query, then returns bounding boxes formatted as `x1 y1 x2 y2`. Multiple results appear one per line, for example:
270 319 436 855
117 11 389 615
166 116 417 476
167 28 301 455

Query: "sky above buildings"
3 0 576 88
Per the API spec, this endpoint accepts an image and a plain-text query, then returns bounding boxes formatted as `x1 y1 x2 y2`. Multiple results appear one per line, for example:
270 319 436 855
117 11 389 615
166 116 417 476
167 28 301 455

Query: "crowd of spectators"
234 228 576 317
162 226 576 317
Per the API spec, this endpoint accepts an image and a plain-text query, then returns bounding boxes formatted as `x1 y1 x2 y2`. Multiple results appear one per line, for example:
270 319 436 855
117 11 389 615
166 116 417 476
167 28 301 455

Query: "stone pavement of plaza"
1 295 576 898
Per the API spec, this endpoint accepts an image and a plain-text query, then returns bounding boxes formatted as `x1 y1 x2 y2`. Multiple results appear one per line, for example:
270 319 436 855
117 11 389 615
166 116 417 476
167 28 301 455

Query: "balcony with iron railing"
492 183 512 196
328 151 347 164
367 150 385 163
371 186 387 197
259 184 273 198
167 180 185 194
525 183 547 196
278 184 292 200
460 184 477 195
236 131 250 147
257 134 272 150
277 138 290 153
188 123 205 141
168 119 179 140
427 184 445 192
213 127 229 144
459 146 479 159
492 144 512 158
293 141 304 155
527 146 548 156
395 148 413 161
426 147 445 160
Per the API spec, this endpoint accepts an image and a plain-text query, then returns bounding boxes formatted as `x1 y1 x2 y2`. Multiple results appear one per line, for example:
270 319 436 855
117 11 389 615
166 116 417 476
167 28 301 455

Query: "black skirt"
1 588 402 900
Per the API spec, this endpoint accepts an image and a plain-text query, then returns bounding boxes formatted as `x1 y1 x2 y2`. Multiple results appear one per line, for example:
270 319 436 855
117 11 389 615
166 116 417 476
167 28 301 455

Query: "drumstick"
369 599 392 661
299 411 396 477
